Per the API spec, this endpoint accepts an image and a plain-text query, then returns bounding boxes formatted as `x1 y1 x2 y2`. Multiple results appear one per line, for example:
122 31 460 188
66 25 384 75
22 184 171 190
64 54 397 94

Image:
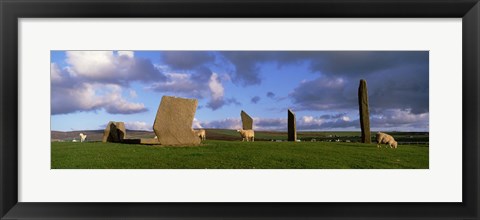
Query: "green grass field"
51 140 428 169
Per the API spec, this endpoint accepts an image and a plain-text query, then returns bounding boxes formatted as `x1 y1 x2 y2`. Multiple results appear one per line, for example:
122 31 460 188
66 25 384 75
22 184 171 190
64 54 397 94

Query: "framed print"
1 0 479 219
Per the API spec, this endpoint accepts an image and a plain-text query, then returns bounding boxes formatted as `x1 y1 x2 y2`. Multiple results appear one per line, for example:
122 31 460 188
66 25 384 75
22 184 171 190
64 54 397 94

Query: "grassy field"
51 140 428 169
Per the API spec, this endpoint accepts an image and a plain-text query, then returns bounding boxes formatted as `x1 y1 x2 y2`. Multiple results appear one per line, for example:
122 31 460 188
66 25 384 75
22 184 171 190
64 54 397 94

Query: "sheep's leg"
252 137 254 142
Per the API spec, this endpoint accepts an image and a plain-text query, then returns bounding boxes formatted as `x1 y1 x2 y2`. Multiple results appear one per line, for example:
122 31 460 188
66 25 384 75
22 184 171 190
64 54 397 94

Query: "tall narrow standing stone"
358 79 371 144
288 109 297 141
240 110 253 130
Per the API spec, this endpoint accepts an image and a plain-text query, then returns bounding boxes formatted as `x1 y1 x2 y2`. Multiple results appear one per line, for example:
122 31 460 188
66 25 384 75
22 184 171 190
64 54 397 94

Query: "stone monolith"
153 96 200 146
288 109 297 142
358 79 371 144
102 121 126 143
240 110 253 130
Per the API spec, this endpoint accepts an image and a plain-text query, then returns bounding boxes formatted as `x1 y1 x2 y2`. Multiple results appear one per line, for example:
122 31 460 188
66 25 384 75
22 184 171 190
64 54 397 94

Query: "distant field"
51 140 429 169
52 129 429 144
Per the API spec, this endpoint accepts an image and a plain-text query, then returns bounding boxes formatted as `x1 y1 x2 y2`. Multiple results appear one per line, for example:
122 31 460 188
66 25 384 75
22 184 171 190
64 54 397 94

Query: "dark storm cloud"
161 51 215 70
219 52 271 86
206 97 241 111
289 77 355 111
131 58 168 83
308 51 428 77
218 51 314 86
251 96 261 104
290 54 429 115
149 66 213 98
217 51 428 92
255 118 287 130
158 51 429 117
266 92 275 99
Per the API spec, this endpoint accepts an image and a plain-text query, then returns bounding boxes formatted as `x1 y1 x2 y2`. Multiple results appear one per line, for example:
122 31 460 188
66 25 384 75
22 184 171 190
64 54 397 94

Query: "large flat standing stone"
358 79 371 144
288 109 297 142
240 110 253 130
102 121 126 143
153 96 200 146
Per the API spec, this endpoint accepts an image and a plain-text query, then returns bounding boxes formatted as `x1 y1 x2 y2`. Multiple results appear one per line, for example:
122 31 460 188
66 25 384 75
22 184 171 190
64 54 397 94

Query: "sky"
50 51 429 132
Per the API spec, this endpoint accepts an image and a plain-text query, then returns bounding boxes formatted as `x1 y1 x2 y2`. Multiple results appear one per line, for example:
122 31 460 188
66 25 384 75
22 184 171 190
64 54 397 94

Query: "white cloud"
199 118 242 129
51 63 62 82
149 72 206 98
209 73 224 100
50 50 165 115
124 121 152 131
66 51 118 78
371 108 429 130
150 70 238 111
192 118 203 129
63 51 163 84
52 82 147 115
118 50 134 58
129 89 138 98
301 116 324 124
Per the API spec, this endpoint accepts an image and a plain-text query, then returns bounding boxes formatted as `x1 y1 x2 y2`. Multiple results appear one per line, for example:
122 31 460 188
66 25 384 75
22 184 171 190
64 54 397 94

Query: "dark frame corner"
1 0 479 219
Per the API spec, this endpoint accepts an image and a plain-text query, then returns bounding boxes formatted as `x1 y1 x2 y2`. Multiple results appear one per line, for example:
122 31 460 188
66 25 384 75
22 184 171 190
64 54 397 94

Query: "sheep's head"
236 129 241 133
392 141 398 148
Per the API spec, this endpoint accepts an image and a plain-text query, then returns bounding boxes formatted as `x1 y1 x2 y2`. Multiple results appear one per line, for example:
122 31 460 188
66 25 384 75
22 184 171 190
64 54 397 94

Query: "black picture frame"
1 0 479 219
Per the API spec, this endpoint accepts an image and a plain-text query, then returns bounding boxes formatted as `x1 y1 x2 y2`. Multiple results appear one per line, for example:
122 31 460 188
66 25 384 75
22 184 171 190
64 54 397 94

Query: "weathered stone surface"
288 109 297 142
240 110 253 130
153 96 200 146
358 79 371 144
102 121 126 143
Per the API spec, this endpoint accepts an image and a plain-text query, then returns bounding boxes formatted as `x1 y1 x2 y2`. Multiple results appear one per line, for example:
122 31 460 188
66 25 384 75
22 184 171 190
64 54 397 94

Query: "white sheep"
194 129 206 141
79 133 87 142
376 132 398 149
236 129 255 142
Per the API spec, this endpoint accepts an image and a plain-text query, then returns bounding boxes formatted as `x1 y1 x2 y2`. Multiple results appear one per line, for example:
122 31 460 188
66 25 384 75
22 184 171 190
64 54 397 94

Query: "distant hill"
51 130 155 142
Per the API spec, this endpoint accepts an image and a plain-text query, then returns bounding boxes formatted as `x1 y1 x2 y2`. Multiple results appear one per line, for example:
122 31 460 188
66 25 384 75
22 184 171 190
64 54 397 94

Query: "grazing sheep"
79 133 87 142
236 129 255 142
194 129 206 141
72 139 78 142
376 132 398 149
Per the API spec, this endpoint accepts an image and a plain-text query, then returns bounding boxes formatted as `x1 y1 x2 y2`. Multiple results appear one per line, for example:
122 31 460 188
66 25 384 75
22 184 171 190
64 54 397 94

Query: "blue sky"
51 51 429 132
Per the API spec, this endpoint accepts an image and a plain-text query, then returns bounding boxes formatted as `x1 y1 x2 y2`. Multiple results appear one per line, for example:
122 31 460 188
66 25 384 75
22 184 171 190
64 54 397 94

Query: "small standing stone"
102 121 126 143
288 109 297 142
240 110 253 130
358 79 371 144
